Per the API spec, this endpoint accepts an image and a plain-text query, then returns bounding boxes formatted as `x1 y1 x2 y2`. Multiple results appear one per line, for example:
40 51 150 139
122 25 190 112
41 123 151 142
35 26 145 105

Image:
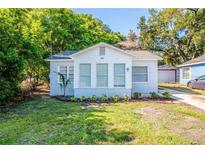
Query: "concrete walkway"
159 88 205 110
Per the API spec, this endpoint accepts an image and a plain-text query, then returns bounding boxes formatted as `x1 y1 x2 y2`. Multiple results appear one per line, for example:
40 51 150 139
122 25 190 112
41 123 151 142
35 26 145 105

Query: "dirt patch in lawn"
134 106 205 144
171 116 205 144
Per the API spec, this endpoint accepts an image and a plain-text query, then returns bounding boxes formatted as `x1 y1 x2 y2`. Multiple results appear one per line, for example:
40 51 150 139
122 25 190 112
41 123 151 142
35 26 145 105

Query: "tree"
137 8 205 65
127 30 137 42
0 8 125 104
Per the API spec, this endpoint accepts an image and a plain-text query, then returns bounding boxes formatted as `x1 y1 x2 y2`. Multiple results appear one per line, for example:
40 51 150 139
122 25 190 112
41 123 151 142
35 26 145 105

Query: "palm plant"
55 72 71 97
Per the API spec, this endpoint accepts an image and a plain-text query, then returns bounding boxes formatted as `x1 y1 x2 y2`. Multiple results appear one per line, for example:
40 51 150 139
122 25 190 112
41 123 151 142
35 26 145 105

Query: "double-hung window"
132 66 148 82
114 64 125 87
58 66 67 83
182 67 190 79
79 64 91 87
96 64 108 87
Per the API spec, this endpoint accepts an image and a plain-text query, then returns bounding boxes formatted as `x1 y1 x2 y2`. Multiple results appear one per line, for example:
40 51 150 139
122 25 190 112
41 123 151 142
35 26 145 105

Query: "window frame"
79 63 91 88
182 67 191 80
113 63 126 88
96 63 108 88
132 66 149 83
57 66 69 84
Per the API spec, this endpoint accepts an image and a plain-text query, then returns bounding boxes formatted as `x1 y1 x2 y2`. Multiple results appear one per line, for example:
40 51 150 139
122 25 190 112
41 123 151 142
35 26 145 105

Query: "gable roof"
158 65 176 70
69 42 135 58
46 42 162 61
177 54 205 67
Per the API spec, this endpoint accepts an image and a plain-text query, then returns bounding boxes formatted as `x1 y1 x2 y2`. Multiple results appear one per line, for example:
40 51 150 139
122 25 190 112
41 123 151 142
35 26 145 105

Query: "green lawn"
159 83 205 96
1 97 205 145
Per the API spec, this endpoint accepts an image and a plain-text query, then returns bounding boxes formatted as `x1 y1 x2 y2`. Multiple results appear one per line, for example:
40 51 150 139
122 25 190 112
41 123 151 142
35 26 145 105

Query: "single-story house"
158 65 177 83
46 42 162 97
178 54 205 85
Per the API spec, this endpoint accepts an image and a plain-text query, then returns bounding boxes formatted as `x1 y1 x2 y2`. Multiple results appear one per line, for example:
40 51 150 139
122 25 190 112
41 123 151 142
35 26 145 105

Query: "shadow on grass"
0 98 135 145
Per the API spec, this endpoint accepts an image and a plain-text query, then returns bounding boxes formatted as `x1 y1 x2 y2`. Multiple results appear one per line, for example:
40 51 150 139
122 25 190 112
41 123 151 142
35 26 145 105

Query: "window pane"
114 64 125 87
97 64 108 75
114 76 125 87
79 77 91 87
97 64 108 87
114 64 125 74
79 64 91 87
59 66 67 82
97 76 108 87
100 47 105 56
133 66 147 74
132 66 148 82
182 67 190 79
80 64 91 76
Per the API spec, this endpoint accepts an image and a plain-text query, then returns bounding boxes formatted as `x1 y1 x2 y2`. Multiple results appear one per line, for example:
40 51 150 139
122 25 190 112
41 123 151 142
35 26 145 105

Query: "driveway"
159 88 205 110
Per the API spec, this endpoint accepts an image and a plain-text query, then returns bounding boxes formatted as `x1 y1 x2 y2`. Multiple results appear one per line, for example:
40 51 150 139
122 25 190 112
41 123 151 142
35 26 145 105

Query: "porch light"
126 67 130 72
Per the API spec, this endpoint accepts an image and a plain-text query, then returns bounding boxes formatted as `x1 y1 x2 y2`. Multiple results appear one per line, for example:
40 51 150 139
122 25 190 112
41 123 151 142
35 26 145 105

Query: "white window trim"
57 66 69 84
132 66 149 84
113 63 126 88
182 67 191 80
79 63 91 88
96 63 108 88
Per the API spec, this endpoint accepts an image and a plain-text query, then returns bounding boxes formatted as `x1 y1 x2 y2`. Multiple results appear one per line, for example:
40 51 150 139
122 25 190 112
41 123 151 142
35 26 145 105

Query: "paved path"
159 88 205 110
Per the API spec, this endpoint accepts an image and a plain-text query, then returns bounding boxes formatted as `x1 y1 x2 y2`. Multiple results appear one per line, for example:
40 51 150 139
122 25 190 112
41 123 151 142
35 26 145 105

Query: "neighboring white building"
158 65 177 83
47 42 162 97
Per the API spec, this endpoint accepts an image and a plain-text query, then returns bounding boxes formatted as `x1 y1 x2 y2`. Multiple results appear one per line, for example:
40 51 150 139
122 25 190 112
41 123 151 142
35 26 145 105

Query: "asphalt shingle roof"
158 64 176 70
47 50 79 60
178 54 205 67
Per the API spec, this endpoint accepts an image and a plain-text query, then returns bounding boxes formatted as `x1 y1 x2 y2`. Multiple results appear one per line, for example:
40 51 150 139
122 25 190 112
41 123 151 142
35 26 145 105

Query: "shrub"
80 96 85 102
91 95 97 102
124 94 130 101
70 96 77 102
133 92 141 99
101 94 109 102
162 91 172 99
113 95 119 103
150 92 160 99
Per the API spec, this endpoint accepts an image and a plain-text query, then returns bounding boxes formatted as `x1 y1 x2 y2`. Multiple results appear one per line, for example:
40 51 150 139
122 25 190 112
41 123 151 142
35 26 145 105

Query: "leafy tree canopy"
137 8 205 65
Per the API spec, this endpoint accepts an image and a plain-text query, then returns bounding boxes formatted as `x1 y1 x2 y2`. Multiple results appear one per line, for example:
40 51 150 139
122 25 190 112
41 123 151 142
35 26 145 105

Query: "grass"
1 97 205 144
159 83 205 96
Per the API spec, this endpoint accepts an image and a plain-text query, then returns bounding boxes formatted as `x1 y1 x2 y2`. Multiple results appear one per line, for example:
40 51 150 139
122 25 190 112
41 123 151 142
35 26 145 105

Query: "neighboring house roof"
46 42 162 61
177 54 205 67
158 65 176 70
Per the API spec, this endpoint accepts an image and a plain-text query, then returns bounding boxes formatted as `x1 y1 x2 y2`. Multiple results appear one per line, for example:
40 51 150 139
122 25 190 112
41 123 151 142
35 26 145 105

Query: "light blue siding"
179 63 205 85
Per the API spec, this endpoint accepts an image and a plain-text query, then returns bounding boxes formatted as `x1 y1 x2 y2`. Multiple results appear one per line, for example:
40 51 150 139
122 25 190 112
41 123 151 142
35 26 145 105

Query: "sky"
73 9 150 36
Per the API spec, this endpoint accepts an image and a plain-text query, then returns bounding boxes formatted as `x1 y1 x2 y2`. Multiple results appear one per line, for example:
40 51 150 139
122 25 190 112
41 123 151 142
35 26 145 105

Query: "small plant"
150 92 160 99
162 91 172 99
70 96 77 102
113 95 119 103
91 95 97 102
80 96 85 102
133 92 141 99
101 94 109 102
124 94 130 102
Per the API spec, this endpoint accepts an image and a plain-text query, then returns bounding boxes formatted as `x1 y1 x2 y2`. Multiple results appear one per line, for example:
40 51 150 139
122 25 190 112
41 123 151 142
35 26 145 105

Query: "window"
132 66 148 82
199 75 205 80
97 64 108 87
79 64 91 87
99 47 105 56
58 66 67 83
182 67 190 79
114 64 125 87
69 66 74 83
